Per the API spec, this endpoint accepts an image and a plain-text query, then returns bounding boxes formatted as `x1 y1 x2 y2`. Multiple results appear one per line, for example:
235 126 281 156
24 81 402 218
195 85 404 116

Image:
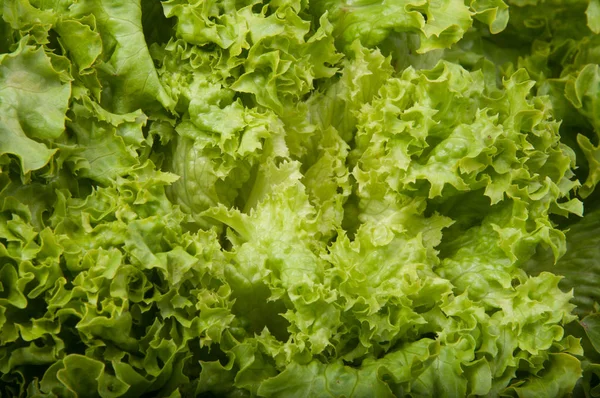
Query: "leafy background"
0 0 599 396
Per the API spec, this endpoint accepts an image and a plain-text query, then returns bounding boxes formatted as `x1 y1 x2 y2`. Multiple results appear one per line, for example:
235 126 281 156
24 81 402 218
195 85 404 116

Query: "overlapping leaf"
0 0 594 396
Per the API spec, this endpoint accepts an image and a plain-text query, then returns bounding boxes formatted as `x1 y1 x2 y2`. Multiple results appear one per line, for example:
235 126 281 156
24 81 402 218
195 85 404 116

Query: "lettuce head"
0 0 598 396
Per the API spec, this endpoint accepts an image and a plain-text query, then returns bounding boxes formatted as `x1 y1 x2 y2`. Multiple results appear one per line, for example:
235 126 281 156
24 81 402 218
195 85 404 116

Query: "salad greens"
0 0 599 396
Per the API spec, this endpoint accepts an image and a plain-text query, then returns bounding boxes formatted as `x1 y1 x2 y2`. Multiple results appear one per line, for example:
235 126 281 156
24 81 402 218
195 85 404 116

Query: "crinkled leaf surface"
0 0 596 396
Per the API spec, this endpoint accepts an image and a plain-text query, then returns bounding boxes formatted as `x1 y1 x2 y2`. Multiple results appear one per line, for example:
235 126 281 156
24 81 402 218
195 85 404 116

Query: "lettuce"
526 208 600 396
0 0 598 396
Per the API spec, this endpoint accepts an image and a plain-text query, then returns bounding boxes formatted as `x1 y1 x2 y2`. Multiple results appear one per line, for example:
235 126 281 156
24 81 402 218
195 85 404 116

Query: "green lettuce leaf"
0 40 70 174
68 0 175 113
525 208 600 316
0 0 594 395
525 207 600 395
309 0 508 53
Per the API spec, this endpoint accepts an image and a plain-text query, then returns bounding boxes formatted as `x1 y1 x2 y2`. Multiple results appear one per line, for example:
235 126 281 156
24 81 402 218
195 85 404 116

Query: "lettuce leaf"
0 0 596 396
0 40 70 174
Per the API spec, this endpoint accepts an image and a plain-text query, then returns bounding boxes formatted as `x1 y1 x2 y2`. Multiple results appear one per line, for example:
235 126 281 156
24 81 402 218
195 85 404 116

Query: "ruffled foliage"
0 0 597 396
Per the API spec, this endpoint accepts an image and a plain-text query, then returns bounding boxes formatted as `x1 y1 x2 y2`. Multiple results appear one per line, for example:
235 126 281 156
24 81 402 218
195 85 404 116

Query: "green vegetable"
0 0 598 396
